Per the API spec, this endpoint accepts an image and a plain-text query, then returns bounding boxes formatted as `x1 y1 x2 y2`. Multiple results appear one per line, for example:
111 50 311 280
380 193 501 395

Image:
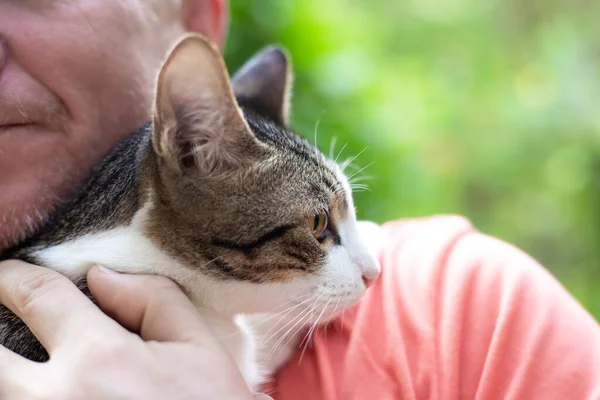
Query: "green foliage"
225 0 600 319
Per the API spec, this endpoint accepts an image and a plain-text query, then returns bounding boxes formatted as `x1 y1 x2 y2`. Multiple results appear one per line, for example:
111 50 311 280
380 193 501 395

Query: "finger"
87 265 214 343
0 344 30 376
0 345 49 399
0 348 25 397
0 260 119 353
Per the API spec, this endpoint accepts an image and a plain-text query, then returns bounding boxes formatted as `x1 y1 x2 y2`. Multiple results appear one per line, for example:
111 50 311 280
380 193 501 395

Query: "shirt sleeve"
429 219 600 399
268 216 600 400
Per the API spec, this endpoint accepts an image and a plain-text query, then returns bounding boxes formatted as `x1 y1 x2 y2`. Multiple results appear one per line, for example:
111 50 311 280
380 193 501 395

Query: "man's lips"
0 123 32 127
0 123 37 135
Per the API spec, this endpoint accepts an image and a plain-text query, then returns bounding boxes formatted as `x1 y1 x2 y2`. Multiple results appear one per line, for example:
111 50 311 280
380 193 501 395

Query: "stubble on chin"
0 151 84 251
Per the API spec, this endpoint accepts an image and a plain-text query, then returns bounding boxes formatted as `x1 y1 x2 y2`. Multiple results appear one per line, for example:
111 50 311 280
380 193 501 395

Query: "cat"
0 34 381 390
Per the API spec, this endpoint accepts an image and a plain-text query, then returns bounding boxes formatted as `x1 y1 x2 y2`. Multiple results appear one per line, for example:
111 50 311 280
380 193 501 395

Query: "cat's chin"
243 300 354 377
192 276 321 315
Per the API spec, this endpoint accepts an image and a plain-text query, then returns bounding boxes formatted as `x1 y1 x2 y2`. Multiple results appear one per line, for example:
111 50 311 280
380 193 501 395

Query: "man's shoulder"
382 214 475 238
375 214 554 312
380 214 476 259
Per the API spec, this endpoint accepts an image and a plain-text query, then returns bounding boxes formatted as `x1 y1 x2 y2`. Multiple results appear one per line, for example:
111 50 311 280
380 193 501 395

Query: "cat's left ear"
152 34 265 176
231 46 293 127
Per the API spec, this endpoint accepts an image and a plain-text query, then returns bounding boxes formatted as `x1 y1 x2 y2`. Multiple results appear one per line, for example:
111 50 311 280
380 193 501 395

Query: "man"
1 1 599 399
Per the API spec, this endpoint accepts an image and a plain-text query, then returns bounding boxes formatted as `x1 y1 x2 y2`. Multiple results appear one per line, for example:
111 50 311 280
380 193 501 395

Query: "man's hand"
0 261 270 399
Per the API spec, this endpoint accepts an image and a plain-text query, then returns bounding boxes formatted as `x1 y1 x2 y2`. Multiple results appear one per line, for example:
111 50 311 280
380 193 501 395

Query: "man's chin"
0 171 79 252
0 128 87 250
0 214 36 252
0 176 85 250
0 191 50 250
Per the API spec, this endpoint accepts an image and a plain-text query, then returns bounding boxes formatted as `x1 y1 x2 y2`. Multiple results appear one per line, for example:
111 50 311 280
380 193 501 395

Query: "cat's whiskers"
326 297 342 336
328 136 338 160
340 146 368 173
313 118 322 150
261 292 323 351
284 289 333 356
348 170 374 193
332 298 341 321
348 175 373 184
265 304 314 362
265 289 331 362
267 292 314 312
334 143 348 165
350 183 371 193
298 295 333 351
216 293 318 341
259 293 323 339
298 297 334 363
332 181 345 197
274 308 315 360
347 161 374 182
299 293 337 349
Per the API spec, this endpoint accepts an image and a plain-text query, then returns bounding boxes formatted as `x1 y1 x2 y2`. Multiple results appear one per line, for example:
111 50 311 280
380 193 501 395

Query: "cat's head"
143 34 380 319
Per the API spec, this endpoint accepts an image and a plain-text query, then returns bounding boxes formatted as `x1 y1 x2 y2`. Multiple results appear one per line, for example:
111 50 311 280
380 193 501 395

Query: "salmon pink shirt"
266 216 600 400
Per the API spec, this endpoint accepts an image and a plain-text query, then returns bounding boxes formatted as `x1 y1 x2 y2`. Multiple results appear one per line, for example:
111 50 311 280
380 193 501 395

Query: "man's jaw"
0 204 45 251
0 145 81 251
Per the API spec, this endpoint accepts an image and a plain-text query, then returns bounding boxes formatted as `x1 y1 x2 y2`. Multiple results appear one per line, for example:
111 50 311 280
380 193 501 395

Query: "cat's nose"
354 253 381 289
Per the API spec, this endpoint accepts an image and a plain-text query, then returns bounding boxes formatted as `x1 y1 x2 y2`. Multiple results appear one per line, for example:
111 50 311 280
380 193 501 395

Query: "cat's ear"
231 45 292 127
152 34 263 175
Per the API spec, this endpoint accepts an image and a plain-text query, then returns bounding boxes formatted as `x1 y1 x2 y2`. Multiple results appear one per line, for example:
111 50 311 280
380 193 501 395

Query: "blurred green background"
224 1 600 319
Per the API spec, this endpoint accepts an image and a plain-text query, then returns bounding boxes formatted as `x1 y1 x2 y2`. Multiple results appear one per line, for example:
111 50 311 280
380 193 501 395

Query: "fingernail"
96 265 118 274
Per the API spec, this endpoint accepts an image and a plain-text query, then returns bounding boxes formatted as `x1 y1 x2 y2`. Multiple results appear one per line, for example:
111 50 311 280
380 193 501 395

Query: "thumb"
86 265 213 343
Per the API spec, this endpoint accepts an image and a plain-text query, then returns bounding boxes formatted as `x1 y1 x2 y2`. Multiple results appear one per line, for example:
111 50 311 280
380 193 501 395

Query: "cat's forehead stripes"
245 111 332 165
244 109 343 198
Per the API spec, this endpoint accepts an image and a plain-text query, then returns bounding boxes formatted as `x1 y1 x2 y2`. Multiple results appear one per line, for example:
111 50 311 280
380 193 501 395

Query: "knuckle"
83 337 136 367
85 333 129 355
10 271 64 315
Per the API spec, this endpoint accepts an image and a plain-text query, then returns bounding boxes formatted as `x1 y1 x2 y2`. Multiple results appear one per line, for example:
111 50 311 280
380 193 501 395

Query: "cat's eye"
308 212 328 240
